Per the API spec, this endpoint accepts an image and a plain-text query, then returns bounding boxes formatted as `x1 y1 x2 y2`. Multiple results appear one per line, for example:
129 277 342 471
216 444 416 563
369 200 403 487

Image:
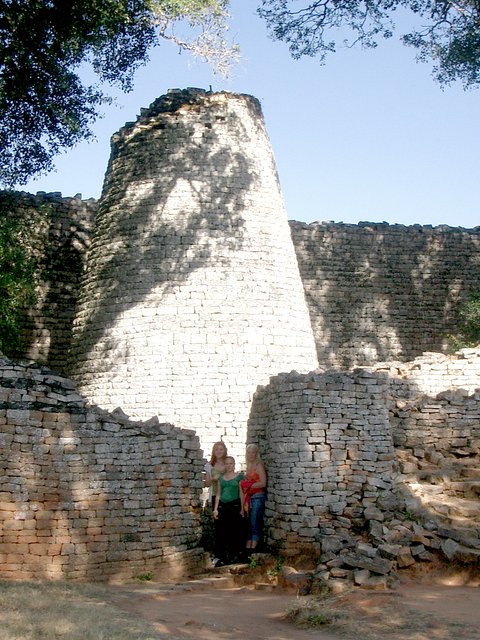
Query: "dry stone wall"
248 369 396 558
4 190 480 387
69 89 319 460
291 220 480 369
0 191 96 374
0 355 205 581
248 348 480 587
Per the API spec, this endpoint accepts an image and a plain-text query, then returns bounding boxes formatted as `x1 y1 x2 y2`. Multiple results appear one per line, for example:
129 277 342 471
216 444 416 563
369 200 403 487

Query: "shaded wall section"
290 221 480 368
248 369 396 559
0 191 97 374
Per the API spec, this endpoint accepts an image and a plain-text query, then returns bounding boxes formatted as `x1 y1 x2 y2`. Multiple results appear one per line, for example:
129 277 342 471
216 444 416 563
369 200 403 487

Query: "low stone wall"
248 352 480 586
372 349 480 453
0 356 205 581
375 348 480 397
248 369 396 557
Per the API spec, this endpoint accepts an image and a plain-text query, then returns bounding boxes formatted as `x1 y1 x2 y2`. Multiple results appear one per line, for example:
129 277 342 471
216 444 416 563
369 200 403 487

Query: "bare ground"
1 567 479 640
105 570 480 640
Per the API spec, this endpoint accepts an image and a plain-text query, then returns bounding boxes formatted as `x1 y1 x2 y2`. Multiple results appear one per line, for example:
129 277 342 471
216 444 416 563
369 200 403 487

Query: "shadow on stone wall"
69 96 258 374
246 367 480 585
291 222 480 368
0 191 95 374
0 356 206 581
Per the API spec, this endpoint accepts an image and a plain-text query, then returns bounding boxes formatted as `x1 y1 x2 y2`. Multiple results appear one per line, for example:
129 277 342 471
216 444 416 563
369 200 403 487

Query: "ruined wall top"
113 88 263 142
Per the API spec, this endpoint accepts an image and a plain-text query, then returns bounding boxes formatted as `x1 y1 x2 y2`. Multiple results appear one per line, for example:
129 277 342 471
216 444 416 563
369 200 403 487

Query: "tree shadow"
69 92 261 373
1 357 204 581
291 223 480 369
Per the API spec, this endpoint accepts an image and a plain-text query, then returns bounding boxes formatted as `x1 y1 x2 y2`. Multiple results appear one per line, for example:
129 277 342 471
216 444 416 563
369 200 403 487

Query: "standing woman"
204 440 228 563
241 443 267 554
204 440 228 506
213 456 245 565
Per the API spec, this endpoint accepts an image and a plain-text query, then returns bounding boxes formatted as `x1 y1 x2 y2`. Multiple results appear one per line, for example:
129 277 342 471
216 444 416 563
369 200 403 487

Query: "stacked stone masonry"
1 89 480 584
3 204 480 384
247 348 480 587
291 220 480 368
0 356 205 581
69 89 319 460
248 368 396 556
0 191 96 374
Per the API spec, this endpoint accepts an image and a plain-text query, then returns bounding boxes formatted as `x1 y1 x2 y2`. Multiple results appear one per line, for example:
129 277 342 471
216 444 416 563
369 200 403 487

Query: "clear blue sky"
22 0 479 228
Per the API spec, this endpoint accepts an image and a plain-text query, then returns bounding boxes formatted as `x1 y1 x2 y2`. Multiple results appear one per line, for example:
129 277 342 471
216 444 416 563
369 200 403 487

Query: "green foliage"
0 208 43 355
133 571 154 581
258 0 480 89
0 0 234 187
0 196 49 356
402 510 420 524
266 555 285 577
447 291 480 350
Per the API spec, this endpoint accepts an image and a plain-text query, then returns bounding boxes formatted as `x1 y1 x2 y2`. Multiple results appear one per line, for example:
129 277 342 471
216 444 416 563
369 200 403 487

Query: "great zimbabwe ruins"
1 88 479 586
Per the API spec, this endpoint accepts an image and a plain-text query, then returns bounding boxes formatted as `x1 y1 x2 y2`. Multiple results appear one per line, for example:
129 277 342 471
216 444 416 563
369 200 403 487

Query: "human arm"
204 462 212 488
239 475 245 515
213 480 221 519
251 463 267 490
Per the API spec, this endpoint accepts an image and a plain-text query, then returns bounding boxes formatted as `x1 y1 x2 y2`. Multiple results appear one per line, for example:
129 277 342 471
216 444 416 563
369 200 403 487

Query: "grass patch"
0 580 162 640
285 591 479 639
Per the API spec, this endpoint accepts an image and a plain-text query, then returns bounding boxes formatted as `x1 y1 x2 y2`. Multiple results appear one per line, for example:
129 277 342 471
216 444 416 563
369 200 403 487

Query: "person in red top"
240 443 267 555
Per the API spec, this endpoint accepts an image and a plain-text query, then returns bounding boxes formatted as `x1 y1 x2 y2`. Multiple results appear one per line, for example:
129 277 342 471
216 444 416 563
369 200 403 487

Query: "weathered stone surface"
342 553 393 575
69 89 319 461
0 357 205 581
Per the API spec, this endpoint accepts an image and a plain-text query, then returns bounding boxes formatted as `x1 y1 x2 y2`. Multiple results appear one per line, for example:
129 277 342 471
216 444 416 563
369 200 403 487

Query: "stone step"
449 480 480 498
406 483 480 518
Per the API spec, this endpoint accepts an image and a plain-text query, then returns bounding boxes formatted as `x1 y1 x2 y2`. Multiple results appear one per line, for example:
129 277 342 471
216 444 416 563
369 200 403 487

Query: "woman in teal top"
213 456 245 566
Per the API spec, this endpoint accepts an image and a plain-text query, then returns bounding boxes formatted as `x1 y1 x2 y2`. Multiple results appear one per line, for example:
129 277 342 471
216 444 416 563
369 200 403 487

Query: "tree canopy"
1 1 479 188
258 0 480 89
0 0 235 187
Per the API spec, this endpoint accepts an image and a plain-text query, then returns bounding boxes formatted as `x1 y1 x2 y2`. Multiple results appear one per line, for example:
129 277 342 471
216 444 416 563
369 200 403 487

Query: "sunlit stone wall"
70 89 319 458
0 356 205 581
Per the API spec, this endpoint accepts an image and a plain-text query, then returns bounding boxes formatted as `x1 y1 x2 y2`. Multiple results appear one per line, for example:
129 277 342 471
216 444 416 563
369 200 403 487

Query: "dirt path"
107 578 480 640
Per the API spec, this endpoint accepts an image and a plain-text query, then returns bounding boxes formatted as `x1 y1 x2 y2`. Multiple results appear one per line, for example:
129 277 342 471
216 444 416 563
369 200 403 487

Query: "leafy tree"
0 0 236 187
448 291 480 350
258 0 480 89
0 201 47 355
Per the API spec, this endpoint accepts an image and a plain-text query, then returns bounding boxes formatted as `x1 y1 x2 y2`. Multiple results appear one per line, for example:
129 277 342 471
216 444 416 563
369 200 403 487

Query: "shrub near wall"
0 191 97 374
0 356 205 581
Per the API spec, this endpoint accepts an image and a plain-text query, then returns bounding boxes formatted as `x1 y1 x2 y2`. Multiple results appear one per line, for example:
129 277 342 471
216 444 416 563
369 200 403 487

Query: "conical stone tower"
70 89 319 458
